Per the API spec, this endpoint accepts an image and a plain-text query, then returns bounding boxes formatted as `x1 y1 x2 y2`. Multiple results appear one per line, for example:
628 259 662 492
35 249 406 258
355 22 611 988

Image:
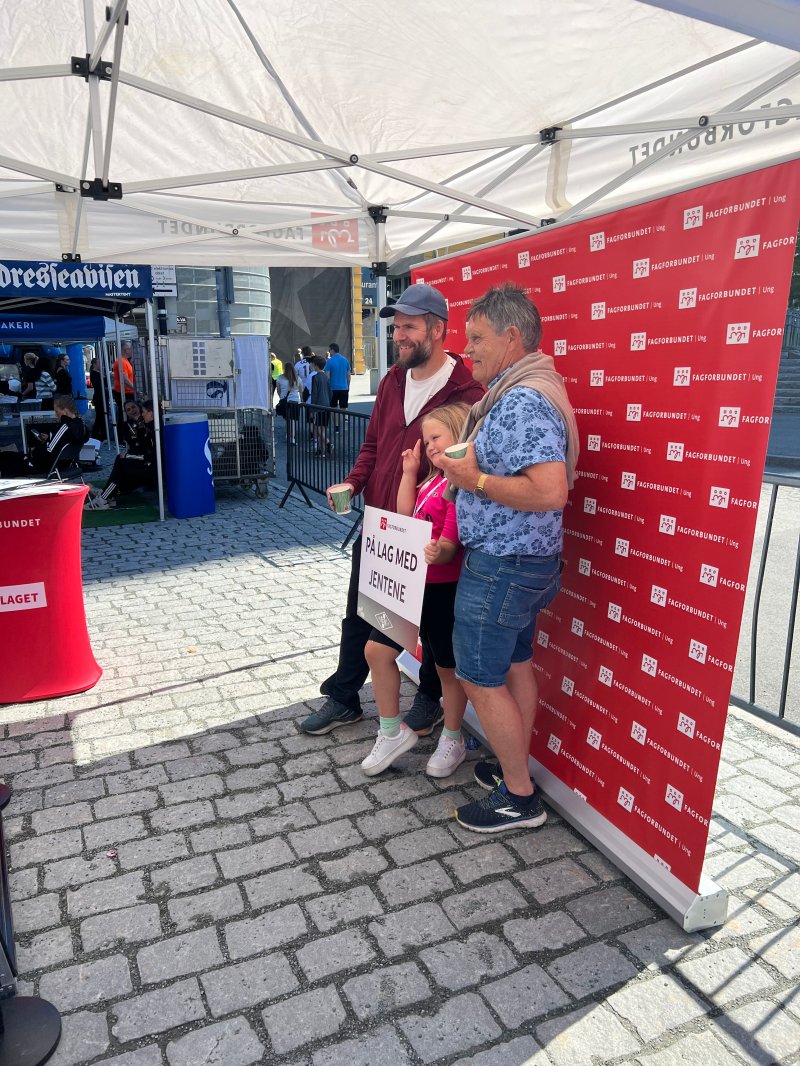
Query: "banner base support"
396 650 728 932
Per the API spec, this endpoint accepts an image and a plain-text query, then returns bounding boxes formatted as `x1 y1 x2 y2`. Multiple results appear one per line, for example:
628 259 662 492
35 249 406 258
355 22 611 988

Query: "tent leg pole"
145 301 166 523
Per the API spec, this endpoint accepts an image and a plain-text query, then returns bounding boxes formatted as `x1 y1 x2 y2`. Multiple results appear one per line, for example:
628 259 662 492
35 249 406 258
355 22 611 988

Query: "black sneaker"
456 783 547 834
301 698 363 735
473 760 503 791
403 691 444 736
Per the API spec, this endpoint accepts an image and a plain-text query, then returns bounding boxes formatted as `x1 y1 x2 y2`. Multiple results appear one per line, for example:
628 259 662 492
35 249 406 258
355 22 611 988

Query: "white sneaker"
361 725 419 776
425 733 467 778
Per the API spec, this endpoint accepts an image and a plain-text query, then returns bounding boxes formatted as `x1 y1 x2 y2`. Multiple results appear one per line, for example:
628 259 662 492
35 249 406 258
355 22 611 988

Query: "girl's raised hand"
401 439 421 476
424 538 443 565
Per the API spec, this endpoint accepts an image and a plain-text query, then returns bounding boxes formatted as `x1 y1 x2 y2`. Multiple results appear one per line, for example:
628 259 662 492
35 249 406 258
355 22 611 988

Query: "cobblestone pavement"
3 470 800 1066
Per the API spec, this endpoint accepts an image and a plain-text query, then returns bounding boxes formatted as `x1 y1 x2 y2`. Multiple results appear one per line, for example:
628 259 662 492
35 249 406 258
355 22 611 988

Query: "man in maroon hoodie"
301 284 484 736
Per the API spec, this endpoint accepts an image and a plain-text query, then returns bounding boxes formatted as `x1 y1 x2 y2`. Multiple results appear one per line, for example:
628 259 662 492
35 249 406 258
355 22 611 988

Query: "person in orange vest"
112 342 135 434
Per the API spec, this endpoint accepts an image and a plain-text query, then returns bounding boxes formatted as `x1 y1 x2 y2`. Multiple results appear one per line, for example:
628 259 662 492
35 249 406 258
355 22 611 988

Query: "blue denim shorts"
453 548 561 688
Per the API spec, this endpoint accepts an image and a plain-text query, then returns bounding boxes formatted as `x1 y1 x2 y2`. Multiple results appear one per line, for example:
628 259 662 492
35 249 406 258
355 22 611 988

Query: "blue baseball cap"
379 283 448 321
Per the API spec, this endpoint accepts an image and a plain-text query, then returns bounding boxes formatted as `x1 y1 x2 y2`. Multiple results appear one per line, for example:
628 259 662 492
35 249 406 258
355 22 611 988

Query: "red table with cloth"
0 479 101 704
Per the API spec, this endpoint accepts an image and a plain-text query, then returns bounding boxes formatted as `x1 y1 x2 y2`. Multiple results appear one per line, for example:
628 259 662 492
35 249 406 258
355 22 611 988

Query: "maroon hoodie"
346 357 484 512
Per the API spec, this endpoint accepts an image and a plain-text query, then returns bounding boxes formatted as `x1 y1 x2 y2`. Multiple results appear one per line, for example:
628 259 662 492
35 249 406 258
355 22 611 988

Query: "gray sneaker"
301 698 363 735
403 691 444 736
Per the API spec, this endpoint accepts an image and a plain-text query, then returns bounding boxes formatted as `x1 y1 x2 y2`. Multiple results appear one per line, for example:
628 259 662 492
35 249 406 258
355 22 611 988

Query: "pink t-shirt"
414 473 463 584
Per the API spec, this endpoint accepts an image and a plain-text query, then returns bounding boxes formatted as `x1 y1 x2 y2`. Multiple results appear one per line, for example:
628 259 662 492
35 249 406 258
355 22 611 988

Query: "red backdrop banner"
413 162 800 891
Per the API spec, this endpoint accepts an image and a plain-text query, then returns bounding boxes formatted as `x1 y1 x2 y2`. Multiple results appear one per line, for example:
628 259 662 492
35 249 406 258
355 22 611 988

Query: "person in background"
89 355 108 442
54 353 73 398
296 346 313 401
269 351 282 402
121 400 144 452
19 353 38 400
36 358 57 410
275 359 301 444
112 342 135 432
89 399 157 509
310 354 332 457
0 395 86 477
325 343 352 436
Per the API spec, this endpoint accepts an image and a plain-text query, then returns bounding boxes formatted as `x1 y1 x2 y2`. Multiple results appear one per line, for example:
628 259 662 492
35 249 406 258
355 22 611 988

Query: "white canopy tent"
1 0 799 270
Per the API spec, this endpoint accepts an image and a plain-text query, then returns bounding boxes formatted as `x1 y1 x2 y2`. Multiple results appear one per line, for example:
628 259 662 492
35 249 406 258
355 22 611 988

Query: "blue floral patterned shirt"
456 376 567 557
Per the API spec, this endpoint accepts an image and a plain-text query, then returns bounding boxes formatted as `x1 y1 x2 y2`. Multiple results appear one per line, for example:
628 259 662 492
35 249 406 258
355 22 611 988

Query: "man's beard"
394 334 433 369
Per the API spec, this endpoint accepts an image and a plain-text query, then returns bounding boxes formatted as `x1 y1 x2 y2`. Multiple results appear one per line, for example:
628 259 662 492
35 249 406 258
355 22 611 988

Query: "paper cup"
330 487 352 514
444 443 468 460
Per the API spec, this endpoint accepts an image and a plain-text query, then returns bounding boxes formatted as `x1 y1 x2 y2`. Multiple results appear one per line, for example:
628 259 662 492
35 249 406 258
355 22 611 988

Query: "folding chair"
45 441 97 505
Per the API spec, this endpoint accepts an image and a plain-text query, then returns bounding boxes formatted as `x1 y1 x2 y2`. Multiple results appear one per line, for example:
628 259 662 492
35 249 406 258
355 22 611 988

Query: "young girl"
361 403 470 778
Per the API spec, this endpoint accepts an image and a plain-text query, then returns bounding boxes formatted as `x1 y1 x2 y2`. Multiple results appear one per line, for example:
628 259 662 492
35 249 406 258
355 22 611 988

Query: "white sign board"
152 264 177 296
357 505 431 654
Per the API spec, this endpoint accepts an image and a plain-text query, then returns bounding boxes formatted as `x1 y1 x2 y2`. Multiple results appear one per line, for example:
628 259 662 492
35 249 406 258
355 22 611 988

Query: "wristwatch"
474 473 489 500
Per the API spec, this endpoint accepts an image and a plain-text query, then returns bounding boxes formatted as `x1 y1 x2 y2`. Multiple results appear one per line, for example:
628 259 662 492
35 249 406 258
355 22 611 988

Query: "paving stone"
137 927 223 983
39 954 132 1012
481 961 570 1027
384 826 459 867
304 883 383 932
46 1009 109 1066
245 865 322 908
9 867 38 901
225 904 308 959
43 854 114 891
118 832 190 870
503 911 585 954
164 753 226 782
151 855 218 896
31 802 93 835
150 800 216 833
224 763 282 792
296 929 377 982
749 925 800 979
84 815 149 851
547 942 638 998
11 828 83 868
81 903 162 952
288 818 363 859
724 774 789 809
506 822 588 864
215 789 282 820
11 763 75 791
168 883 244 929
412 790 470 822
369 901 456 958
442 842 518 886
513 857 597 904
67 872 146 918
312 1024 412 1066
420 931 517 991
566 884 653 935
633 1029 749 1066
308 790 373 820
95 1048 163 1066
112 978 206 1042
319 846 388 884
578 850 625 882
281 751 333 778
225 740 282 765
262 986 346 1055
134 741 192 765
13 892 60 933
608 973 707 1041
201 954 298 1017
216 838 294 879
715 998 800 1065
278 772 341 802
159 774 226 805
249 802 318 837
618 919 704 969
17 926 74 972
105 766 169 794
451 1036 542 1066
703 851 785 892
378 859 454 906
677 946 775 1005
537 1003 642 1065
356 807 423 841
342 961 431 1019
93 790 160 821
367 775 436 806
400 992 501 1063
190 823 251 853
442 879 528 931
165 1016 264 1066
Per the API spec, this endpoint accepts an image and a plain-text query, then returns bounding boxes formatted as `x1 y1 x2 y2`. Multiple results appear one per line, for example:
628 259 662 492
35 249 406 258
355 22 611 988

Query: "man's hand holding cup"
327 482 354 515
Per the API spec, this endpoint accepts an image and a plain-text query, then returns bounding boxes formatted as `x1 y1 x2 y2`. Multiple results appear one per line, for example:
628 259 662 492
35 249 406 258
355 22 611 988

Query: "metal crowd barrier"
730 471 800 736
0 785 62 1064
278 403 370 548
169 406 275 498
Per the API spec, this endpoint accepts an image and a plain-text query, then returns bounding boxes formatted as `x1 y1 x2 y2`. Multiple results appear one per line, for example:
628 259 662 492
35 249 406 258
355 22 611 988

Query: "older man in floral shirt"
439 283 579 835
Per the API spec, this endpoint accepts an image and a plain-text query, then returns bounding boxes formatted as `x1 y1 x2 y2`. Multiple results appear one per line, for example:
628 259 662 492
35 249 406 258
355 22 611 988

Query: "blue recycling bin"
163 413 215 518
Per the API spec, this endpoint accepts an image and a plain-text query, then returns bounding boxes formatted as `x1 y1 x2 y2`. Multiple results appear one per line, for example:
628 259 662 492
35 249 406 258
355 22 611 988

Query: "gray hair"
467 283 542 352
